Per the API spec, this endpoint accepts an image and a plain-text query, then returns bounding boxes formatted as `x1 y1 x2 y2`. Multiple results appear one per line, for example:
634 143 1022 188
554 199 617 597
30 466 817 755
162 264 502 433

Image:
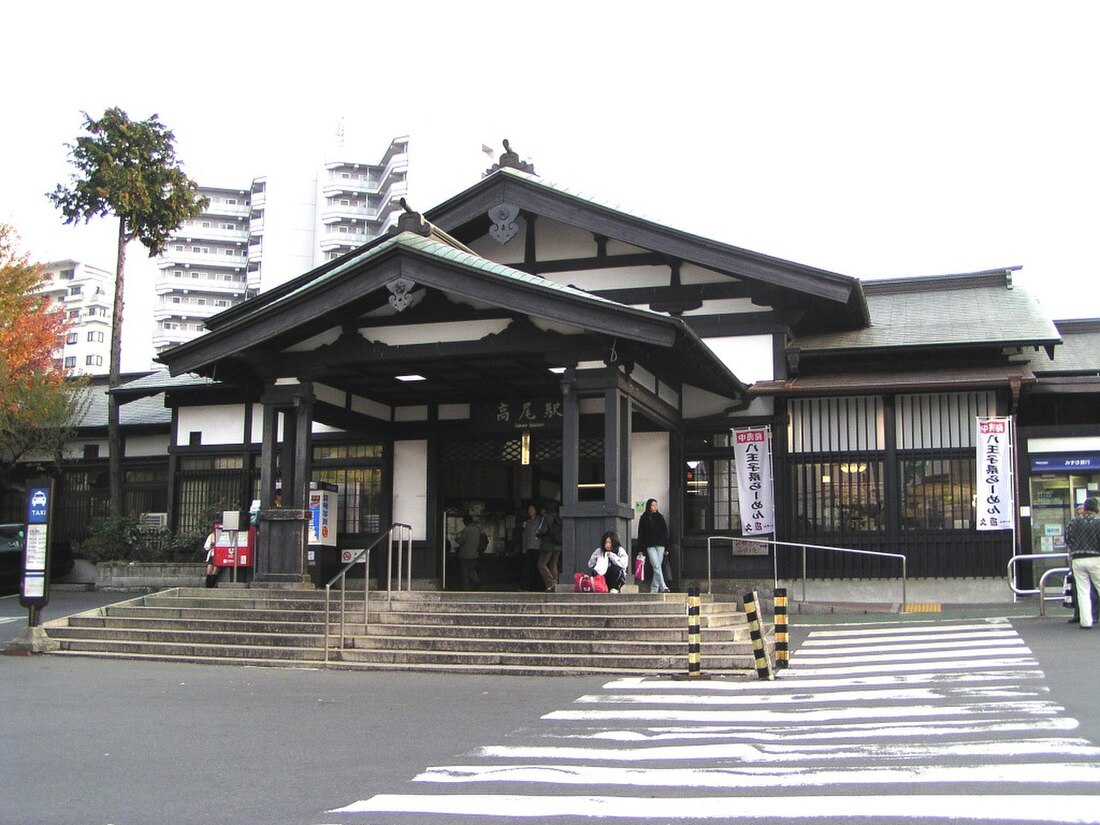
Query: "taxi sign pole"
5 478 60 654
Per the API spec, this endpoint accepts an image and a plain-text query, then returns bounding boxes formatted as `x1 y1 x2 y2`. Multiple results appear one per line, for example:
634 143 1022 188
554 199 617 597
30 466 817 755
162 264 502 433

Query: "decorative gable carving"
488 203 521 244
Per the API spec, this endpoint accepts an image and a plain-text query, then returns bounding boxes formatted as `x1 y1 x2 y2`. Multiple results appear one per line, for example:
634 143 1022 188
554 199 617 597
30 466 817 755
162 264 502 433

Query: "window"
214 300 229 307
202 221 211 228
226 198 237 205
312 444 386 533
69 285 82 296
85 355 103 367
901 458 976 530
791 460 885 533
86 331 104 343
64 356 76 369
68 309 80 320
174 245 184 252
683 433 742 533
67 332 78 345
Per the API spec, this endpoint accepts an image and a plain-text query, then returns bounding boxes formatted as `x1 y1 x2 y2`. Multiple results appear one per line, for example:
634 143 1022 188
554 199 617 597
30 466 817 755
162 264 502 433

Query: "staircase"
41 587 771 676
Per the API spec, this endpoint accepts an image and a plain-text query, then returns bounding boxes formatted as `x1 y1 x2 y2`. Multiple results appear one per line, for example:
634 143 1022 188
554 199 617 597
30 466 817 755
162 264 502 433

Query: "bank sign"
976 417 1014 532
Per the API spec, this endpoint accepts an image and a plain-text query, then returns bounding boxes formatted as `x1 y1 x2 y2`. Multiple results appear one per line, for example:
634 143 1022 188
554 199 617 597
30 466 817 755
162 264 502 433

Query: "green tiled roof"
793 275 1059 352
237 230 675 328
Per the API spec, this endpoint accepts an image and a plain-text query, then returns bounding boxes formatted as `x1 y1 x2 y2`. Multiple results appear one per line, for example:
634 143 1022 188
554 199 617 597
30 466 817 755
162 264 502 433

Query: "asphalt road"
3 593 1099 825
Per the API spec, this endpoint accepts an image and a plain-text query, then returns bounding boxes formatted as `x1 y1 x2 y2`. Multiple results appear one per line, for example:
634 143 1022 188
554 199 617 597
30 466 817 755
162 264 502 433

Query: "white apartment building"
153 137 409 354
40 260 114 374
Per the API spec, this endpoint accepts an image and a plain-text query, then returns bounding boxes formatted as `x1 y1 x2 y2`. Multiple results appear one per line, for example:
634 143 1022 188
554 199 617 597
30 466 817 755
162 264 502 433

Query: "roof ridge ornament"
484 138 536 177
393 197 431 236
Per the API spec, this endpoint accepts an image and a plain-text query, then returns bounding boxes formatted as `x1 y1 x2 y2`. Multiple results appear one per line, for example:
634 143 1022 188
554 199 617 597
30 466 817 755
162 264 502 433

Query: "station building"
10 148 1099 597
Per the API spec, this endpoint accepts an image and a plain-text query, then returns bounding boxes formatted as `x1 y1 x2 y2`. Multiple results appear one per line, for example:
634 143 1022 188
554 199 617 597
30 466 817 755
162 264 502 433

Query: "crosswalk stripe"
544 699 1063 725
333 792 1100 821
413 761 1100 788
472 737 1099 763
332 618 1100 822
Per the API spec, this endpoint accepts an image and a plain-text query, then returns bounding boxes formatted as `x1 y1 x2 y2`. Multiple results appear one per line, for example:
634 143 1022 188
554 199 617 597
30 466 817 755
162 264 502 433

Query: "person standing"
536 502 562 592
638 498 671 593
203 522 221 588
1064 497 1100 629
455 514 481 590
587 531 629 593
1068 503 1100 624
521 504 542 591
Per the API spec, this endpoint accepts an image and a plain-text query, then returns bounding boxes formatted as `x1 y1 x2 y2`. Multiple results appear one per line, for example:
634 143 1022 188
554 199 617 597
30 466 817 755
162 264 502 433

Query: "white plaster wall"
702 334 775 384
682 384 738 419
351 395 391 421
177 404 247 445
552 265 668 292
394 406 428 422
631 431 670 520
680 263 735 285
534 218 596 260
1029 436 1100 453
126 434 171 457
393 440 427 539
284 327 340 352
469 222 525 264
730 397 774 418
684 298 765 316
361 319 511 346
313 382 346 407
606 239 648 255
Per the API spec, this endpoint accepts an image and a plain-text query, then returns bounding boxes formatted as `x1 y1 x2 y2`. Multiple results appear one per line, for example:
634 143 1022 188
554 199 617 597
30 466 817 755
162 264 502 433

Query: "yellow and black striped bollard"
674 587 710 680
774 587 789 669
743 590 774 681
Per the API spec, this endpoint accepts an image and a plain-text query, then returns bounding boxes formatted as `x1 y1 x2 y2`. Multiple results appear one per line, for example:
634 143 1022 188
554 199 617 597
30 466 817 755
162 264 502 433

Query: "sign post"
20 478 54 627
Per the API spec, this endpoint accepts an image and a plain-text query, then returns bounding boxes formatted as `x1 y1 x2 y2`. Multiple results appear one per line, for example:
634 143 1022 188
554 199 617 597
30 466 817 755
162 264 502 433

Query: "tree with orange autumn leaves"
0 224 86 490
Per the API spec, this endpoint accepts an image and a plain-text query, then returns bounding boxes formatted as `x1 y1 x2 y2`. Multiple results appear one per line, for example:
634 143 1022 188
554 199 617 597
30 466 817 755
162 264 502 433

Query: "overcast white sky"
3 1 1099 371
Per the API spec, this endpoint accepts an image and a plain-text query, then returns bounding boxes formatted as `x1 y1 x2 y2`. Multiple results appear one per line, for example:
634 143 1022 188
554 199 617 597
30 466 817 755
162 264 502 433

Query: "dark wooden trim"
684 313 785 338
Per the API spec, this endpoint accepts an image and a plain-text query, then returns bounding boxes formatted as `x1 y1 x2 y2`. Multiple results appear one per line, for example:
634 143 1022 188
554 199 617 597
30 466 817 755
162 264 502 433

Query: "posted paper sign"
976 416 1014 532
733 426 775 535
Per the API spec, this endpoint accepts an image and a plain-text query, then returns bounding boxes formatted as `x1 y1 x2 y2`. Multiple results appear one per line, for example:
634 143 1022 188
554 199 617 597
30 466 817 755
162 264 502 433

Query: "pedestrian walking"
638 498 671 593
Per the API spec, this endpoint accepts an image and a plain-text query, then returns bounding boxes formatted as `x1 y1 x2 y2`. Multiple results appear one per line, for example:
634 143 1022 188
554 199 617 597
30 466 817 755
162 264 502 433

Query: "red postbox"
213 525 256 568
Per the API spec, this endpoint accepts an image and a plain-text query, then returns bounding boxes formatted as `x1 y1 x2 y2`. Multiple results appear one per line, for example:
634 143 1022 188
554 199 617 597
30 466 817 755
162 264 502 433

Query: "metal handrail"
323 523 413 666
705 536 908 605
1007 552 1070 617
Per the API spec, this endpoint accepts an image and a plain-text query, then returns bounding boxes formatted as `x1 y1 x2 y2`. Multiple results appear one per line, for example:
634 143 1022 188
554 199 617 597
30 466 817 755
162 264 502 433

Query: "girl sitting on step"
587 532 629 593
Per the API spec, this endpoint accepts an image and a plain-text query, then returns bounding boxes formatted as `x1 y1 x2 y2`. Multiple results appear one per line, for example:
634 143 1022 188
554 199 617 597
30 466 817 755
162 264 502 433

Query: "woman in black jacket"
638 498 670 593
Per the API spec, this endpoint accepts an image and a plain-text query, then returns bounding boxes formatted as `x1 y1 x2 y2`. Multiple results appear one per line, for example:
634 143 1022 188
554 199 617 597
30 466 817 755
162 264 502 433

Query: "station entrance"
439 431 605 590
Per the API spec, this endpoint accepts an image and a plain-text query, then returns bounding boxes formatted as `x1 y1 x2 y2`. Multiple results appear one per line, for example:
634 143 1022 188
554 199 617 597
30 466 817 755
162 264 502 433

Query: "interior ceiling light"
396 374 426 382
548 367 567 374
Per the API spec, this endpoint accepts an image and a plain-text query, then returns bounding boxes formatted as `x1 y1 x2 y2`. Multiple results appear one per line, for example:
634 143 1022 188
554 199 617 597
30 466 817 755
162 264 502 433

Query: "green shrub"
74 515 205 563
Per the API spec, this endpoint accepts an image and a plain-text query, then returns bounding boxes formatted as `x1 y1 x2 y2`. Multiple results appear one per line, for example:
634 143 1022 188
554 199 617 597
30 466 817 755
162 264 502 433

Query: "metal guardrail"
1007 552 1070 617
322 523 413 666
705 536 908 605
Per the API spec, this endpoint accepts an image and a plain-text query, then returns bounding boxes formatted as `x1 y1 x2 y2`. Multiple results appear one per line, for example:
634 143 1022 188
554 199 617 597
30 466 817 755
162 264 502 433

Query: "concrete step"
362 623 751 642
41 586 771 676
349 634 753 656
48 626 324 648
333 646 760 671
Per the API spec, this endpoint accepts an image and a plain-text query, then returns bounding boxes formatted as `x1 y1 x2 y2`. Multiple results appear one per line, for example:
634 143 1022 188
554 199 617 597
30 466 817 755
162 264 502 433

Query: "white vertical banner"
976 416 1015 531
733 425 775 536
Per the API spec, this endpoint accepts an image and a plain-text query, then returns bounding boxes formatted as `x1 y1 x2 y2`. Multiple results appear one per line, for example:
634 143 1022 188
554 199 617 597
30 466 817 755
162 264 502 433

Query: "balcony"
155 276 245 296
157 249 247 270
319 231 369 252
154 302 230 322
202 200 249 219
175 225 248 244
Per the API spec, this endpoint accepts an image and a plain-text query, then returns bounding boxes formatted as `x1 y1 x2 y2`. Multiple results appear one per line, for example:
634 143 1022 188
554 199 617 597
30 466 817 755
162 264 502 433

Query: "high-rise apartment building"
40 259 114 374
153 136 408 354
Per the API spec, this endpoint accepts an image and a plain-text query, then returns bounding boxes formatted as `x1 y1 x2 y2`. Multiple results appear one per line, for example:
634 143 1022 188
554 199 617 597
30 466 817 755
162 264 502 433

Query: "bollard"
673 587 710 680
773 587 789 669
743 590 774 681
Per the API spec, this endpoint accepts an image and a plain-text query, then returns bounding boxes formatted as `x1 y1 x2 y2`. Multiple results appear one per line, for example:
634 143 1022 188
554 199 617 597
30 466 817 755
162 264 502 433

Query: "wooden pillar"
255 383 315 585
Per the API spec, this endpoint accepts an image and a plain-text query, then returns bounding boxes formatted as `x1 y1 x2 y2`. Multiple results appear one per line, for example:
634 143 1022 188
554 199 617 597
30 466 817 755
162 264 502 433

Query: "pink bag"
574 573 609 593
634 553 646 581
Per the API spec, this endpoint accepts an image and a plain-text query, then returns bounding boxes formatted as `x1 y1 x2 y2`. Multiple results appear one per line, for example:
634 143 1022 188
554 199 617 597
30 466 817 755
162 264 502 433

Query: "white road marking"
332 792 1100 821
792 637 1026 655
574 716 1079 742
414 761 1100 788
544 699 1063 725
601 669 1046 692
332 619 1099 823
573 685 1046 707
